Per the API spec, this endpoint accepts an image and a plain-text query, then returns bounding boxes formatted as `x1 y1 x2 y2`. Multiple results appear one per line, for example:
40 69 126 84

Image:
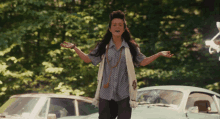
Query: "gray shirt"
88 38 146 101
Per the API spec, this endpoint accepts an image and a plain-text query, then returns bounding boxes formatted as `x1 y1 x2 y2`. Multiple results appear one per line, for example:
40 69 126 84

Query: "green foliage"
206 82 220 93
1 0 220 107
54 82 85 96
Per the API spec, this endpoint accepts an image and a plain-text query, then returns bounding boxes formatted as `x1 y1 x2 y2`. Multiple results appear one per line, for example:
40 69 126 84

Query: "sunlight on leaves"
45 67 63 74
0 44 17 56
3 70 33 78
6 57 17 63
54 82 85 96
0 92 5 96
42 62 54 68
128 12 134 17
137 81 145 89
194 9 200 15
0 63 8 73
72 89 85 96
47 49 61 57
1 87 6 92
13 85 20 90
182 8 190 14
66 77 77 81
88 82 95 88
65 31 72 37
206 82 220 92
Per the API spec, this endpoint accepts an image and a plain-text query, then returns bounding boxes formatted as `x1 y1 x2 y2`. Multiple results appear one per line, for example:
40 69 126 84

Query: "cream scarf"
92 47 138 109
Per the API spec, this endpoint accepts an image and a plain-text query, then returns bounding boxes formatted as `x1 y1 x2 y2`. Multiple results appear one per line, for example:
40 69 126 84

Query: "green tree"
1 0 220 107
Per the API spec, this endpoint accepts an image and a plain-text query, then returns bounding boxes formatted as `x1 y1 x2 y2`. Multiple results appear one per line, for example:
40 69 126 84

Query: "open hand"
160 51 174 58
60 41 75 48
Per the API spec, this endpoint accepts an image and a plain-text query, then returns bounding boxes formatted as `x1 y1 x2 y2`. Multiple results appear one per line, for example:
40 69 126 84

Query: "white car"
0 93 98 119
84 85 220 119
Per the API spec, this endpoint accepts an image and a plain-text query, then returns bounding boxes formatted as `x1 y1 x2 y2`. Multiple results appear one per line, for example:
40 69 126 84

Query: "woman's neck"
112 35 122 45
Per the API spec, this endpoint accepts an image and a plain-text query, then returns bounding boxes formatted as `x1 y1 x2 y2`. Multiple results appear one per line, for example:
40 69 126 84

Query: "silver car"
0 93 98 119
84 85 220 119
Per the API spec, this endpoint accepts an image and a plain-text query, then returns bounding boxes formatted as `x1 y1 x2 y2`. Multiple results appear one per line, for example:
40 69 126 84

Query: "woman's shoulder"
129 40 139 48
89 42 101 53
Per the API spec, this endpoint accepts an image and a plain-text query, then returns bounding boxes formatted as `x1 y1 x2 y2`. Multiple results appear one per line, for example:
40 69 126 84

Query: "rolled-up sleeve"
134 47 147 67
87 46 102 66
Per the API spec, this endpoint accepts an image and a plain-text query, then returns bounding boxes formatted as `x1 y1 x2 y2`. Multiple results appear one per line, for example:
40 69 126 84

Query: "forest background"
0 0 220 106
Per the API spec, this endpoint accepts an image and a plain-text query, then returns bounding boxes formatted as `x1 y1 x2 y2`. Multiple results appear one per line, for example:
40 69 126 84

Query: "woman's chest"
105 48 126 64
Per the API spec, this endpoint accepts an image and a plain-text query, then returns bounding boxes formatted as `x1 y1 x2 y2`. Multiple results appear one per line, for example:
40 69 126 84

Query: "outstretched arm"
140 51 174 66
60 41 92 63
73 46 92 63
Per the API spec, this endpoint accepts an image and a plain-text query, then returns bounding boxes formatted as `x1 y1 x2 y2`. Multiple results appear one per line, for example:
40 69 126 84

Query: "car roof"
10 93 93 102
138 85 220 97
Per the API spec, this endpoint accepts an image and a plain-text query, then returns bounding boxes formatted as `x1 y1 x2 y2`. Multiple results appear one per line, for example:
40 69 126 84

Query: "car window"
77 100 99 116
137 89 183 107
49 98 76 118
0 97 40 115
185 92 218 113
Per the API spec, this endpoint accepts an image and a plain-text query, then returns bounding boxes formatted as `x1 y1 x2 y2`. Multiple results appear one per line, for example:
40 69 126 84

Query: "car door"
77 99 99 116
215 95 220 118
185 92 219 119
48 98 76 118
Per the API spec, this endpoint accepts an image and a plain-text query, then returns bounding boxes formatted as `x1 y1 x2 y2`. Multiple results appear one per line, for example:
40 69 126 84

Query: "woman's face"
109 18 125 37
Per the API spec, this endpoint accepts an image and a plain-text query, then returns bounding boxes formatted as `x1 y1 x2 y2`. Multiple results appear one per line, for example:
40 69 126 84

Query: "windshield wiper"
151 103 178 108
138 102 152 105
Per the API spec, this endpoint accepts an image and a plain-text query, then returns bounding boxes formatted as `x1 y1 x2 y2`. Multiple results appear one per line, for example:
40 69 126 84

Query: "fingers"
165 51 174 58
170 54 174 57
60 41 71 48
168 51 172 55
64 41 68 44
169 54 174 57
60 43 66 47
60 43 68 48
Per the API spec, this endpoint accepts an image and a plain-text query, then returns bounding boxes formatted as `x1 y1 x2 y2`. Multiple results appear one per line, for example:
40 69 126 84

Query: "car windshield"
137 89 183 108
0 97 40 115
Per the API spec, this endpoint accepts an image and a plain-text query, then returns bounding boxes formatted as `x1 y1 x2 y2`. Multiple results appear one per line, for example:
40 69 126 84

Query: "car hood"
57 116 88 119
83 105 184 119
0 116 87 119
0 115 25 119
0 117 23 119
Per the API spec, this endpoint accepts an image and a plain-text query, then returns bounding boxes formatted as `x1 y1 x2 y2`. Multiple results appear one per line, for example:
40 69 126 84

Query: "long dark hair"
90 10 139 64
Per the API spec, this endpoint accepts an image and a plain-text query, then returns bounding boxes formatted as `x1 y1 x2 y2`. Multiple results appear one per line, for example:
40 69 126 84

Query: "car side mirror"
187 106 198 113
47 113 57 119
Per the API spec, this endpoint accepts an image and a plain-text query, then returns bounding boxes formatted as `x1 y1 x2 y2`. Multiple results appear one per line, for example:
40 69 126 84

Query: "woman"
60 10 173 119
